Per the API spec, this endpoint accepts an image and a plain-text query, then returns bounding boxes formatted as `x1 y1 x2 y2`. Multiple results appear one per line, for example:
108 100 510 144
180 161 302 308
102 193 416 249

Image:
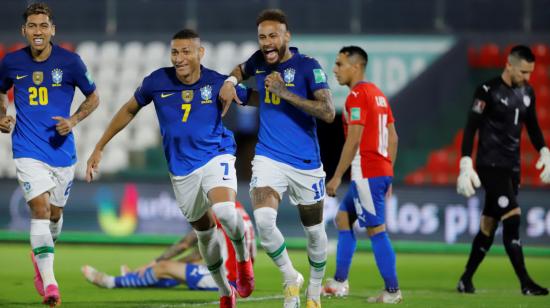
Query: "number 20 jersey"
343 82 394 179
0 45 96 167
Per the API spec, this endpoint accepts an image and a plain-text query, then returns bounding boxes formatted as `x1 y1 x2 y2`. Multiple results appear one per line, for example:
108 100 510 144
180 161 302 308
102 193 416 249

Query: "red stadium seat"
467 47 480 67
501 44 516 65
535 85 550 106
478 43 501 68
531 43 550 65
0 44 5 60
8 42 26 53
404 169 426 185
530 64 549 87
59 41 75 52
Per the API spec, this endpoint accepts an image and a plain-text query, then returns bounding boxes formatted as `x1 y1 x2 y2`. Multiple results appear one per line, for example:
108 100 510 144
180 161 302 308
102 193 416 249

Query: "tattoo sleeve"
278 88 335 123
70 90 99 124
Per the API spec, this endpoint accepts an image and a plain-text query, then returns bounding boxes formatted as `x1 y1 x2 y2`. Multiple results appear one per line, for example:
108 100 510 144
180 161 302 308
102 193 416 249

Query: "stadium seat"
144 41 167 68
98 41 121 69
478 43 501 68
121 41 143 67
59 41 75 52
531 43 550 65
216 41 239 74
240 41 258 64
8 42 26 53
404 169 426 185
76 41 99 69
201 41 216 69
530 64 549 86
467 46 480 67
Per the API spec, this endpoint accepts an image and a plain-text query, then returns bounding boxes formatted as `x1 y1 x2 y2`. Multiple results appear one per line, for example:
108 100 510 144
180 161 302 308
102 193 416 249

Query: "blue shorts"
339 176 392 228
185 264 218 291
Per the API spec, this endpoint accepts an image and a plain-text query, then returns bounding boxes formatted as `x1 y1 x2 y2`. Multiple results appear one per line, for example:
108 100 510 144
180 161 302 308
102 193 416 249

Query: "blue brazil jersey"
0 45 96 167
243 47 329 170
134 66 248 176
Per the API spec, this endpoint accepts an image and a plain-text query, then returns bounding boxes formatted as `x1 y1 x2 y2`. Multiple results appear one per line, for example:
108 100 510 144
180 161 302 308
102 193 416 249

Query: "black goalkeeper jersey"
461 77 545 172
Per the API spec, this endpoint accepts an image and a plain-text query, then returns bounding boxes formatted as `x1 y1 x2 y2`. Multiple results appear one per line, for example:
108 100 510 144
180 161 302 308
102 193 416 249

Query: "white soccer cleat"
321 278 349 297
81 265 114 289
284 272 304 308
367 289 403 304
120 264 131 276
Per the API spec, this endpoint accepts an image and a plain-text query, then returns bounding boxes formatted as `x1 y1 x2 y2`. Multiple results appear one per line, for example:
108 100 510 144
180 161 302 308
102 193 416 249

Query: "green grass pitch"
0 243 549 307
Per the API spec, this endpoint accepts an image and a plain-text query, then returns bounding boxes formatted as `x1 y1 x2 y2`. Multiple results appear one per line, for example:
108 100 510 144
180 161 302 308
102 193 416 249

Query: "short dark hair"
509 45 535 63
256 9 289 29
172 29 200 40
339 46 368 67
23 2 53 23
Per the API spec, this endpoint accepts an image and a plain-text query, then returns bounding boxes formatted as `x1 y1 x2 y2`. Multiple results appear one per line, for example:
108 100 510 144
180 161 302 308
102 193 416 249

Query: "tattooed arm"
265 72 335 123
53 90 99 136
155 231 198 262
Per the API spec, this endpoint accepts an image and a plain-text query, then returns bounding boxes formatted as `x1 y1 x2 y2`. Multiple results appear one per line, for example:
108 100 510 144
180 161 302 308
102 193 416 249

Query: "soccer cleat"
236 259 255 298
522 281 549 296
306 287 322 308
284 272 304 308
367 289 403 304
220 286 237 308
81 265 114 288
30 251 45 296
321 278 349 297
120 264 130 275
457 277 475 294
42 284 61 307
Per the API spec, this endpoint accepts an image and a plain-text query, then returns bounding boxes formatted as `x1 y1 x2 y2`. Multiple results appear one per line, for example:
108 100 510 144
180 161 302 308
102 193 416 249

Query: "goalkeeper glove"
536 147 550 184
457 156 481 197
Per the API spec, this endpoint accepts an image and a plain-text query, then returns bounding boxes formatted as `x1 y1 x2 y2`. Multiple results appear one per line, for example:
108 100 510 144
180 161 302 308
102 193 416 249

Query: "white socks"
212 202 248 262
49 215 63 242
304 223 328 299
254 207 298 283
195 227 231 296
31 219 57 288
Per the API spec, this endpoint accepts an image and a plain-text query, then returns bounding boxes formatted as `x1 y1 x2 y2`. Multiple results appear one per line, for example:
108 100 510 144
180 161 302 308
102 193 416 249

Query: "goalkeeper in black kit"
456 45 549 296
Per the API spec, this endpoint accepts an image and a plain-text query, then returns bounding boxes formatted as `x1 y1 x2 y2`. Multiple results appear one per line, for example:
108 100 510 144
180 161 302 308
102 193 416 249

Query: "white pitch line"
158 295 284 308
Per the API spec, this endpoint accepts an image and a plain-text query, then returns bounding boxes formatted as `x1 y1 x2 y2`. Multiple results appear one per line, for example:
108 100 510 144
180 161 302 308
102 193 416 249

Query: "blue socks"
334 230 357 282
370 231 399 292
115 267 161 288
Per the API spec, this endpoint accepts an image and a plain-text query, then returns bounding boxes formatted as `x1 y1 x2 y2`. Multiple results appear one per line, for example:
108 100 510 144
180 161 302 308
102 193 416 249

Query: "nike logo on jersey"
500 97 509 106
161 93 175 98
482 85 490 92
16 75 28 80
350 91 359 98
255 69 266 74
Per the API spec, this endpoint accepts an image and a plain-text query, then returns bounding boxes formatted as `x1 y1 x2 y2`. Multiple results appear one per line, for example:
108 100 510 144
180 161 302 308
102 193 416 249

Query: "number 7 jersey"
343 82 394 179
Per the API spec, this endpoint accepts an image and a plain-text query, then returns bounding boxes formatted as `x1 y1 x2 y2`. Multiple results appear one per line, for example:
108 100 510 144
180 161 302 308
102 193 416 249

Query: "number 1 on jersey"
181 104 191 122
378 114 389 157
264 89 280 105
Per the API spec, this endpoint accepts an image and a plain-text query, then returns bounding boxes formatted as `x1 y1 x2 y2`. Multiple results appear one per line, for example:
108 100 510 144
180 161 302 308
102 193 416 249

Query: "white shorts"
250 155 326 206
170 154 237 222
14 158 75 207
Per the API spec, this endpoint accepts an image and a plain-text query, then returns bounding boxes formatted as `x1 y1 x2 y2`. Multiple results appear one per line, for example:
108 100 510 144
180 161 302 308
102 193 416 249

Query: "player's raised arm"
0 92 15 134
265 72 335 123
220 63 249 116
86 97 141 182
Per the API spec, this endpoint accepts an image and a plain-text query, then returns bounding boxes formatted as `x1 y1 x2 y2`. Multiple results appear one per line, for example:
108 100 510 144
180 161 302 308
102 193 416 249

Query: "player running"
82 202 256 292
220 9 335 308
86 29 254 308
0 3 99 306
323 46 402 304
456 45 549 296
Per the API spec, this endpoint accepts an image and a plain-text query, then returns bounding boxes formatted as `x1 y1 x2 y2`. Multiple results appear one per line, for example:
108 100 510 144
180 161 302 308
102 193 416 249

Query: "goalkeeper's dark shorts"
477 166 520 220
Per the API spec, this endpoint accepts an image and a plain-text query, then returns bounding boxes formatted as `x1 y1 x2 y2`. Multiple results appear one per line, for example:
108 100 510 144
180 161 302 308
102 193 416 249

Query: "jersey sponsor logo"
32 71 43 85
472 99 486 114
523 95 531 107
283 68 295 86
51 68 63 87
16 74 28 80
182 90 194 103
351 107 361 121
161 92 175 98
200 85 213 104
500 97 509 106
313 68 326 83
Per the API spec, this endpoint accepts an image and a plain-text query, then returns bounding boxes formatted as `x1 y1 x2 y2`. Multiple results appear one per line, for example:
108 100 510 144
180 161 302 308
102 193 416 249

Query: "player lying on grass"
82 202 255 291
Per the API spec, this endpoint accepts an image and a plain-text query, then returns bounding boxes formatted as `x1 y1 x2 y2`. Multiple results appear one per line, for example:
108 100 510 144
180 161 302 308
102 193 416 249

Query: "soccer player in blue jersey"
0 3 99 306
86 29 254 308
220 9 335 308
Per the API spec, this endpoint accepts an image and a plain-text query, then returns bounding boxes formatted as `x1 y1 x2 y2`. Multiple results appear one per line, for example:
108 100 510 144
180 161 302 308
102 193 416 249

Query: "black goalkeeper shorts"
477 166 520 220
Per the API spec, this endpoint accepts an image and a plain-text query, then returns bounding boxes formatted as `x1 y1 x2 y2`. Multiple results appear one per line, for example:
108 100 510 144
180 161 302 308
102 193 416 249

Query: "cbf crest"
33 71 43 85
51 69 63 86
200 85 213 104
284 68 295 86
182 90 194 103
